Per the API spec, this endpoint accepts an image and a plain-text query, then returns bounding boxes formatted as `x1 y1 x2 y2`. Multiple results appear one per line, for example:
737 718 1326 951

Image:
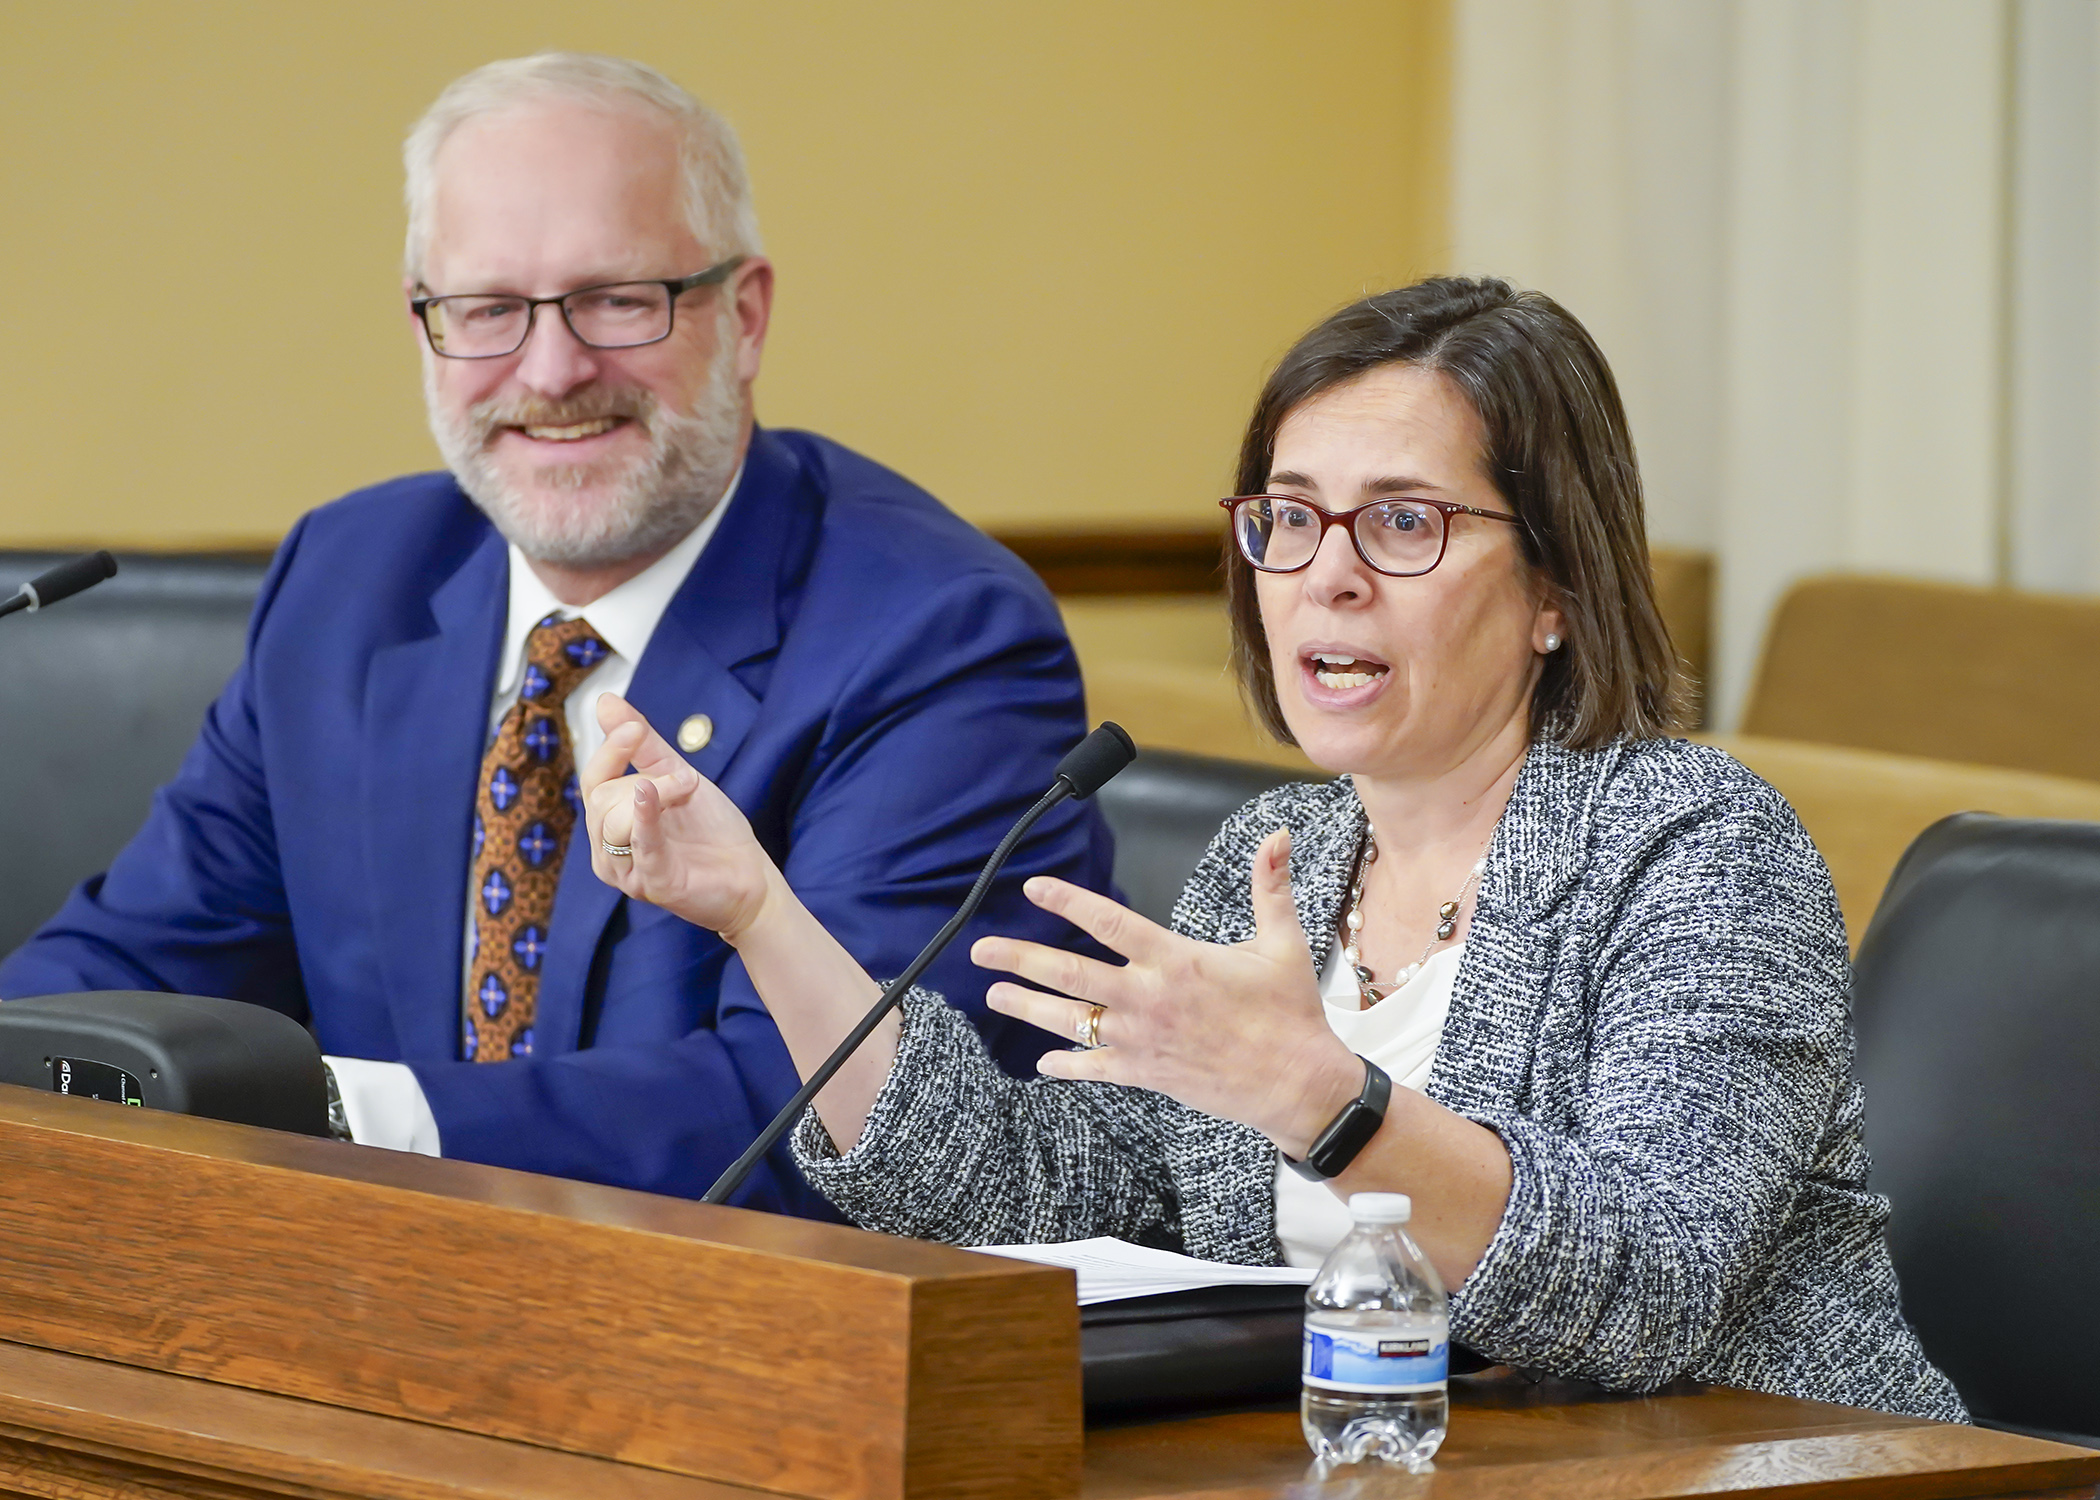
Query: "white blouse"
1272 939 1463 1269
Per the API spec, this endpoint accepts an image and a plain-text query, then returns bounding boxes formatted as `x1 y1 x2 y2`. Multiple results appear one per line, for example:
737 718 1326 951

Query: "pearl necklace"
1341 827 1487 1009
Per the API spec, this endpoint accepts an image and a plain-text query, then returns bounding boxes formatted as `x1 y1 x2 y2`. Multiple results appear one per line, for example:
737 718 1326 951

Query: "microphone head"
1054 721 1137 799
25 550 118 611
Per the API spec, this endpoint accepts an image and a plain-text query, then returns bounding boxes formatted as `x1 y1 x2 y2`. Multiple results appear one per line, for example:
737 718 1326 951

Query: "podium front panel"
0 1085 1081 1500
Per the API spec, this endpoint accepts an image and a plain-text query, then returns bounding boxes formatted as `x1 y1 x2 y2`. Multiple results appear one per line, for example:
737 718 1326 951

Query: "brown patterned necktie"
463 613 611 1062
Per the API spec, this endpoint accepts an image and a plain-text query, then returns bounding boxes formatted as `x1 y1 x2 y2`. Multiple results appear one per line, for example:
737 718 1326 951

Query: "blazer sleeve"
0 523 311 1015
793 778 1319 1240
408 565 1118 1213
1446 781 1859 1389
793 989 1183 1245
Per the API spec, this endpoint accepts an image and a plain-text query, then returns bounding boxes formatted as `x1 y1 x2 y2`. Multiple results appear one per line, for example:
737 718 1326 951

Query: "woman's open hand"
971 827 1365 1157
580 695 777 943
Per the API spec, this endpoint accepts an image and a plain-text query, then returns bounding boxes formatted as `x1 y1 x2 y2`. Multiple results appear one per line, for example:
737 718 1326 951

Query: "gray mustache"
467 391 657 440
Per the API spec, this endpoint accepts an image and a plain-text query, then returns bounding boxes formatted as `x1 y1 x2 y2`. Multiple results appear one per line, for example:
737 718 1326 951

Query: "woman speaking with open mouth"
579 276 1964 1421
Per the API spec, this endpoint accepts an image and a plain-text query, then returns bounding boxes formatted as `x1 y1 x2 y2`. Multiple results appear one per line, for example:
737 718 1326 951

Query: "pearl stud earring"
1543 634 1562 652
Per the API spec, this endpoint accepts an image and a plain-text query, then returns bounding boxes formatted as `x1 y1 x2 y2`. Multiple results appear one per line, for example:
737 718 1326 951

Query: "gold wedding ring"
1076 1003 1105 1050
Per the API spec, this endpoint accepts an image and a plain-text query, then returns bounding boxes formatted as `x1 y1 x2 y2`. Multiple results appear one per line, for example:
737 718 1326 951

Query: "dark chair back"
0 552 267 956
1852 812 2100 1443
1094 748 1321 926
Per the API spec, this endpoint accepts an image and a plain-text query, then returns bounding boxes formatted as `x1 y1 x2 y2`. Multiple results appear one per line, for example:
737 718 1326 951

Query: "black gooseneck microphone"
0 551 119 621
703 721 1138 1205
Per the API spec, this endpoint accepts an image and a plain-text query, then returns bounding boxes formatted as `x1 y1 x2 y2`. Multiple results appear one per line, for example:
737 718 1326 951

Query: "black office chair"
1093 747 1324 926
0 552 268 955
1852 813 2100 1445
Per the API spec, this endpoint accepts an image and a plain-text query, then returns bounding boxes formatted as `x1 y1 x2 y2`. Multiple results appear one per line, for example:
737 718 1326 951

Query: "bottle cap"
1348 1192 1412 1224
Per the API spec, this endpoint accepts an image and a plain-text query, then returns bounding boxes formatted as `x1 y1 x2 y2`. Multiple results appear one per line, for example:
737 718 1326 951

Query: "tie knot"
520 614 611 707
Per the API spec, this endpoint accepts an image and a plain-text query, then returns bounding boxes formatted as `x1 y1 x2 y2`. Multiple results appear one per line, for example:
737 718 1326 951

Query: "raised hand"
580 694 894 1145
580 694 777 941
970 827 1366 1157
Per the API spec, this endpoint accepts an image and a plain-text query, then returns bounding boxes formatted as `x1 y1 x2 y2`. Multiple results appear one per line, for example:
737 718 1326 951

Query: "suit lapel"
534 431 807 1053
361 527 507 1061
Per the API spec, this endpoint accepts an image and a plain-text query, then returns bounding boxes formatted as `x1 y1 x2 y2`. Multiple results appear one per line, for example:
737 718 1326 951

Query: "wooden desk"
1084 1377 2100 1499
5 1353 2094 1500
0 1085 2092 1500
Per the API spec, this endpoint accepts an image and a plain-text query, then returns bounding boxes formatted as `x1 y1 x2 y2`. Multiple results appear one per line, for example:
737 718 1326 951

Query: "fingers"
579 700 696 895
971 933 1129 1004
583 770 637 889
984 985 1125 1084
586 814 627 888
595 690 645 736
1015 876 1169 961
578 710 656 854
1035 1047 1121 1083
588 777 685 909
984 980 1104 1041
1249 827 1311 956
580 717 646 801
626 775 676 884
618 707 703 792
590 694 700 798
598 795 636 856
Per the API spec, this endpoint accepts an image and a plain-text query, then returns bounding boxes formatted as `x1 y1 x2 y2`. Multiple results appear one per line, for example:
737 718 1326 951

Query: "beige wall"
0 2 1447 549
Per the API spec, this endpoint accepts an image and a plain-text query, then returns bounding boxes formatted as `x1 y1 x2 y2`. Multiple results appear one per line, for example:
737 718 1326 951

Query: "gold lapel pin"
677 714 715 753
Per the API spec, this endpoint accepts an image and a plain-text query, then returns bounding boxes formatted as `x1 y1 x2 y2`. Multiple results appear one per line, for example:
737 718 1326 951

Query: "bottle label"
1302 1324 1449 1393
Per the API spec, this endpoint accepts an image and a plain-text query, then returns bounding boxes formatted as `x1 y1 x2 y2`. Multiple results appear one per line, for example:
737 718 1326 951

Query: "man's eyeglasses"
411 255 748 359
1219 494 1522 578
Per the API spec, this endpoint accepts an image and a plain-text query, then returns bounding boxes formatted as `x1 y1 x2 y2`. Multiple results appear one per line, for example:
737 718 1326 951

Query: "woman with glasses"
579 278 1963 1420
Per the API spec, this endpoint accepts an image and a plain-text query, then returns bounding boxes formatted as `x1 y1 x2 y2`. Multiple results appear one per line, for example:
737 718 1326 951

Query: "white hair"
402 52 762 281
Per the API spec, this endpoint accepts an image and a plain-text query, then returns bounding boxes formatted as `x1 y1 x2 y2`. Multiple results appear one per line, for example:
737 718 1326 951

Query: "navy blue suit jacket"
0 428 1114 1216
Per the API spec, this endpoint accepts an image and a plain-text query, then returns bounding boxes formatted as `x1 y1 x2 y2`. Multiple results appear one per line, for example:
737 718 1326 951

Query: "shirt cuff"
322 1056 443 1156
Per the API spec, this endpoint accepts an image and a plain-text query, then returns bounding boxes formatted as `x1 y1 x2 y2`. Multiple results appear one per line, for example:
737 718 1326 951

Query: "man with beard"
0 54 1114 1216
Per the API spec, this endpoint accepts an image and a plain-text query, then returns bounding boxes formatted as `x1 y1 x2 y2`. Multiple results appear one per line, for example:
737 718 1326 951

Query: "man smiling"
0 54 1111 1214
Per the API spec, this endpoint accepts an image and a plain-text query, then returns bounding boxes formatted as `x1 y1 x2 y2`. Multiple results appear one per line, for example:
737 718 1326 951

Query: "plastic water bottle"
1301 1191 1449 1472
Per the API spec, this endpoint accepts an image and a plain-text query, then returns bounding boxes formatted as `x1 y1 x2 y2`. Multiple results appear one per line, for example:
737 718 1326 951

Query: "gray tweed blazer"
794 735 1966 1421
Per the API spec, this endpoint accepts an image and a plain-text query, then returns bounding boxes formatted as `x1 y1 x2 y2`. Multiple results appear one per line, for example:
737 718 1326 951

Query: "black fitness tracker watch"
1284 1056 1391 1181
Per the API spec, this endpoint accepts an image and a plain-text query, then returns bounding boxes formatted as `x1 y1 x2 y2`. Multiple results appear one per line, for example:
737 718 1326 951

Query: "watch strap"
1284 1056 1391 1181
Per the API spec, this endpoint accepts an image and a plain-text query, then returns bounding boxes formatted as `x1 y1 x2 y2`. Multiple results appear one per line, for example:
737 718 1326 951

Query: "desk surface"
0 1092 2090 1500
1082 1373 2100 1500
4 1340 2094 1500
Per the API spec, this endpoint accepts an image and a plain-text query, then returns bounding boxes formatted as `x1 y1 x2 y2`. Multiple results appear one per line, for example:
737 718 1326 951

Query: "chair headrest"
1852 812 2100 1436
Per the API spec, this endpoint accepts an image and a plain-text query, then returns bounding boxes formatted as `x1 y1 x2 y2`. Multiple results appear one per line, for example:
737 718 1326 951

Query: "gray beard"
425 318 745 570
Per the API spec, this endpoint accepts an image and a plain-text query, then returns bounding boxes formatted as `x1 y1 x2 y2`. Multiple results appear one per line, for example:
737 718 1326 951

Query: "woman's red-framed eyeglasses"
1218 494 1522 578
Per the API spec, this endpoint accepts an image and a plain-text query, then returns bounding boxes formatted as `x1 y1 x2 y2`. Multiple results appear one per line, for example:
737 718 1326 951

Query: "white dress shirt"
324 465 740 1154
482 473 736 771
1272 938 1462 1268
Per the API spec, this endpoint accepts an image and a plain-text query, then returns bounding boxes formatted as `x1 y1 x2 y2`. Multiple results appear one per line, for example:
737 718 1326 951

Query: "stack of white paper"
970 1236 1317 1306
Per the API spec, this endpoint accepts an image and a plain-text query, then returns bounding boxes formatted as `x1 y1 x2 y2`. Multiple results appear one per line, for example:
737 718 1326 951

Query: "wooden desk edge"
1078 1396 2100 1500
0 1339 774 1500
0 1084 1049 1286
5 1339 2096 1500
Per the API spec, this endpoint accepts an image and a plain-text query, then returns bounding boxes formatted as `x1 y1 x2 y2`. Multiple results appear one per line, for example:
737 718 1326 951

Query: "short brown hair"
1226 277 1684 751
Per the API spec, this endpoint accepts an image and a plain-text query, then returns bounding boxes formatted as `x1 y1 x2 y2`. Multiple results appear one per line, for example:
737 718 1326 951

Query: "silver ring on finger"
1076 1003 1105 1050
601 840 634 858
